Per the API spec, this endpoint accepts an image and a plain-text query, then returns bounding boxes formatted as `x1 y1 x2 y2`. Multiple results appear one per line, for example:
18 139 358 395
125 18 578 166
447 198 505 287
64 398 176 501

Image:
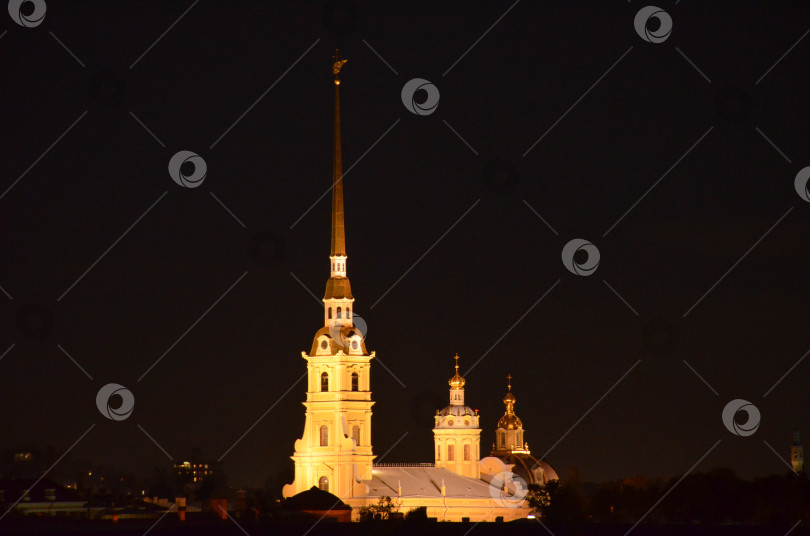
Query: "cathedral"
281 54 557 522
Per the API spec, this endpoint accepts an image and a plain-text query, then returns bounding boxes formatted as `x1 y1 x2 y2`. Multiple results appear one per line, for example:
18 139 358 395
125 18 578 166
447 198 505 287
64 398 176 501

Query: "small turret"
792 430 804 474
492 374 529 455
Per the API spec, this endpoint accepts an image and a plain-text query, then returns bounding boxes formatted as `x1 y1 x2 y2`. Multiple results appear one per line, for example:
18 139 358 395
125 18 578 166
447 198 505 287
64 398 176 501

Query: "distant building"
791 430 803 474
0 477 85 517
3 449 45 480
174 460 220 487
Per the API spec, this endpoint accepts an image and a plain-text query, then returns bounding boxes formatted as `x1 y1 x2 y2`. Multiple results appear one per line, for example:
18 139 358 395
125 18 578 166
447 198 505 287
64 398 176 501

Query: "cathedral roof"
308 325 368 356
437 405 475 417
324 276 353 300
362 467 496 499
496 454 559 486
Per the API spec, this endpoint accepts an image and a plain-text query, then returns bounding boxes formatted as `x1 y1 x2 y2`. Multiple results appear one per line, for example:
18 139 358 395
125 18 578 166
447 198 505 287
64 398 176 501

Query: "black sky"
2 1 810 489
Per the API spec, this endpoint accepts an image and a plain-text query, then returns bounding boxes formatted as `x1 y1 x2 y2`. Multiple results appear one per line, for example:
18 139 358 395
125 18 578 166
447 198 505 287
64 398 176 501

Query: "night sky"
2 1 810 490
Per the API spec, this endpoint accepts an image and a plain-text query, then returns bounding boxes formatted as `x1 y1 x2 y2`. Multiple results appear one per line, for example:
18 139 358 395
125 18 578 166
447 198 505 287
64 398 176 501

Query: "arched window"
437 445 441 461
352 425 360 446
321 372 329 392
351 372 359 391
320 425 328 446
318 476 328 491
448 444 455 461
464 444 471 461
328 307 332 319
337 306 342 319
347 307 351 319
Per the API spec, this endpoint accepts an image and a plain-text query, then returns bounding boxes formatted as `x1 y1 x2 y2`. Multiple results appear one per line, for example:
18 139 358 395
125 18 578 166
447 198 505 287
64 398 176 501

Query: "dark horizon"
2 1 810 492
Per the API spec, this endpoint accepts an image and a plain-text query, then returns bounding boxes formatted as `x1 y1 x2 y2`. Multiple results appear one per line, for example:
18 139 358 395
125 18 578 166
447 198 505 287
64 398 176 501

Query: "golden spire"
448 354 465 389
330 49 346 257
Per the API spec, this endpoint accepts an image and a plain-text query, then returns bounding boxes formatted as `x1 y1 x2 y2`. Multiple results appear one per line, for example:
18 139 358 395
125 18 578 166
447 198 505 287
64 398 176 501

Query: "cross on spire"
507 373 512 391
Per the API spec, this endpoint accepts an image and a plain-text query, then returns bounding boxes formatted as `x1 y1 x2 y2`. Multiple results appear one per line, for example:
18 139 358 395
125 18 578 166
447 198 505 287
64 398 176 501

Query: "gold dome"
498 373 522 430
448 354 465 389
497 413 523 430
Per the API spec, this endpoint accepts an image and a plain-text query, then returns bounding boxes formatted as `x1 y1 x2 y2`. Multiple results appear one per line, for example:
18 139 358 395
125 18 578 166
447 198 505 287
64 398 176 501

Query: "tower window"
464 444 471 461
320 425 328 446
347 307 351 319
437 445 441 461
337 306 342 319
351 372 359 391
321 372 329 392
448 445 454 461
328 308 332 319
352 425 360 446
319 476 329 491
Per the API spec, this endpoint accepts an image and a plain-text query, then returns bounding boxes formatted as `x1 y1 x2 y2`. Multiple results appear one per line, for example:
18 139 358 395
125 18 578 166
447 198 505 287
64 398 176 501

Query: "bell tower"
433 355 481 479
283 52 375 500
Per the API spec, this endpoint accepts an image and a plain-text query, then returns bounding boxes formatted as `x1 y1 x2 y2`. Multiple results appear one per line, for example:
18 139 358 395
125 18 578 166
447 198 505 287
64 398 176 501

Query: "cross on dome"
448 354 465 389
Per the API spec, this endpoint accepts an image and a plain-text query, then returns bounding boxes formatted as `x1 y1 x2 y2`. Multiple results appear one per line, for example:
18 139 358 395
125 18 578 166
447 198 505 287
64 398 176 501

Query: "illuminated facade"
282 54 534 521
282 52 375 501
433 355 481 479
